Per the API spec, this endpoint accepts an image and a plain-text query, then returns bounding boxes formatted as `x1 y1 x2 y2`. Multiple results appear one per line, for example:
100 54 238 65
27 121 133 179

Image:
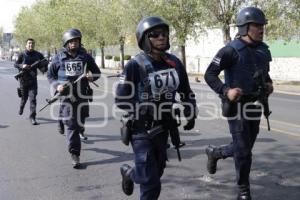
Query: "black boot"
30 117 39 125
79 127 87 140
237 185 251 200
120 164 134 196
19 106 24 115
205 145 223 174
71 154 80 169
58 120 64 135
79 132 88 140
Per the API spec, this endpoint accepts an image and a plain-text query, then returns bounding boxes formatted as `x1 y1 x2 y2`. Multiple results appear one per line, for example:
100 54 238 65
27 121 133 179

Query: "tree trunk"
180 45 186 69
222 24 232 44
120 36 125 69
46 49 50 59
101 46 105 69
100 41 105 69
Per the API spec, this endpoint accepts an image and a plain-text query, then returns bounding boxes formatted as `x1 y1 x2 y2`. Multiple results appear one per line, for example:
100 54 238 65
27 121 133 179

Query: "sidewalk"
100 68 300 96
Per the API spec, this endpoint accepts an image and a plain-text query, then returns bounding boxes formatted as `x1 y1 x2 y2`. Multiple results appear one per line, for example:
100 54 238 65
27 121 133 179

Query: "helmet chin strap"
247 34 261 46
242 24 261 46
149 40 170 54
151 46 167 53
66 43 81 53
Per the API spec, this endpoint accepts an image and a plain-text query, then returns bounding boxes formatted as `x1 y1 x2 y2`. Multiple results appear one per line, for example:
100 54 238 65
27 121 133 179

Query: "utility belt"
60 86 93 103
120 108 181 144
220 94 259 117
120 114 166 145
19 75 36 87
120 109 185 161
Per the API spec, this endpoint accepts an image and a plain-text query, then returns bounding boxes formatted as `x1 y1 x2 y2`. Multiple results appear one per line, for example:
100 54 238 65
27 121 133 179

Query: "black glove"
183 118 195 130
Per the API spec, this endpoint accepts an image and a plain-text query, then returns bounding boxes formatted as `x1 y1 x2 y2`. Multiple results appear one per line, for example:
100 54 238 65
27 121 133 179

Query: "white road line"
260 125 300 138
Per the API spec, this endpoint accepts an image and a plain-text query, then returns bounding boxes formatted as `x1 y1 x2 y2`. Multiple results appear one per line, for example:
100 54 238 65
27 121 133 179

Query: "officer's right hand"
57 85 65 93
22 64 30 69
183 118 195 130
227 88 243 102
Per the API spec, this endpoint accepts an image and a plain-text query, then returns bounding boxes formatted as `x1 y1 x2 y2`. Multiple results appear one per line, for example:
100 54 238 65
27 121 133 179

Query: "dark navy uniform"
204 38 272 196
47 47 100 158
204 6 273 199
116 52 197 199
14 50 47 119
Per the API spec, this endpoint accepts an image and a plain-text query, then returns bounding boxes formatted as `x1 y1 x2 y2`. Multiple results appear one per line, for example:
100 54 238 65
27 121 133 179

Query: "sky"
0 0 37 33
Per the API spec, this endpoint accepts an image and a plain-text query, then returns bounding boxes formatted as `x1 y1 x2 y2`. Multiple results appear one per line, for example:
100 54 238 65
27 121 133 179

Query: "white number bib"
148 68 180 95
65 61 83 76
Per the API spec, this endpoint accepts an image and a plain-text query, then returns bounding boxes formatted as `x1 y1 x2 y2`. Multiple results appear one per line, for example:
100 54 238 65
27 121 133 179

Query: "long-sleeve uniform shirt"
14 50 48 87
47 47 101 100
205 39 272 96
115 52 197 123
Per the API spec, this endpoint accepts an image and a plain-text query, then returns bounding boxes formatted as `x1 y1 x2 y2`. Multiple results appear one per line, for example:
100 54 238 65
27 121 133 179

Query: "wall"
184 27 300 81
95 28 300 81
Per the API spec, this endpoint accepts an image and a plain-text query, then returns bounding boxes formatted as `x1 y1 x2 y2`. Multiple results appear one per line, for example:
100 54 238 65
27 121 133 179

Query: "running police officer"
14 38 48 125
57 31 90 141
115 16 197 199
47 28 101 168
204 7 273 200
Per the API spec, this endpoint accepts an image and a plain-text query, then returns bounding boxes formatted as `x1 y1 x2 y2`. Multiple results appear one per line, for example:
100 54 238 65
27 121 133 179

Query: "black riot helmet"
136 16 170 53
236 7 267 36
62 28 82 47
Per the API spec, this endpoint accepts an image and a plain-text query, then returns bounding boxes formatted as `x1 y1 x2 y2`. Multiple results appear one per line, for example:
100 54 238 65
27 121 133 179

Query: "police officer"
47 28 101 168
14 38 48 125
115 16 197 200
204 7 273 200
56 32 90 141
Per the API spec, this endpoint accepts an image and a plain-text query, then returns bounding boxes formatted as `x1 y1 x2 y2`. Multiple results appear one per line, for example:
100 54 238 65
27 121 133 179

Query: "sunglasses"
148 31 169 38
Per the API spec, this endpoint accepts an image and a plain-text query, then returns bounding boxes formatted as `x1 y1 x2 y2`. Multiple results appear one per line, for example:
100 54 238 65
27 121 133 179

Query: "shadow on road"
0 124 9 128
163 138 299 200
81 134 121 144
81 148 133 167
36 117 58 124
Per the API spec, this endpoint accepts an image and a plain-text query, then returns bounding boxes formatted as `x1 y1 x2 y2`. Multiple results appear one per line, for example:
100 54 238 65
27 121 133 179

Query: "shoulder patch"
212 56 221 66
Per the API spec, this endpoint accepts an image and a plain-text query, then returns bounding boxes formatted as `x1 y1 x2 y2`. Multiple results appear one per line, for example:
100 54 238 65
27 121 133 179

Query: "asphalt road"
0 60 299 200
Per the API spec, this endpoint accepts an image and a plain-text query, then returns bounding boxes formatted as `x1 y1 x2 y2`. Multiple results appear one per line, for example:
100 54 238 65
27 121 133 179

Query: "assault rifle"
39 73 86 112
253 69 272 131
168 108 185 161
14 58 47 80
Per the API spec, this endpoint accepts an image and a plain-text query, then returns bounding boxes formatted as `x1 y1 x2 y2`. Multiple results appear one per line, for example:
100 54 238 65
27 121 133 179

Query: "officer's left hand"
22 64 30 69
183 118 195 130
86 74 93 82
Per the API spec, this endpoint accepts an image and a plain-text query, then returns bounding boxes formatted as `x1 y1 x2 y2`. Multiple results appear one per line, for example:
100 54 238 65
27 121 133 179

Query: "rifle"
168 108 185 161
39 73 86 112
253 69 272 131
14 58 47 80
82 63 100 88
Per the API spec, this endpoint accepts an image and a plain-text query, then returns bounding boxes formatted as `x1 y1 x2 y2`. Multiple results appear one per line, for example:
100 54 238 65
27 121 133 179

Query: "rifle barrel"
39 104 49 112
266 118 271 131
91 81 99 87
176 148 182 162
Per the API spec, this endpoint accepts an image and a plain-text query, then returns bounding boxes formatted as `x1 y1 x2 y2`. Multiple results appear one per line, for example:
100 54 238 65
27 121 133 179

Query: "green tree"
154 0 205 67
82 0 110 68
201 0 244 44
253 0 300 41
201 0 300 43
105 0 128 69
